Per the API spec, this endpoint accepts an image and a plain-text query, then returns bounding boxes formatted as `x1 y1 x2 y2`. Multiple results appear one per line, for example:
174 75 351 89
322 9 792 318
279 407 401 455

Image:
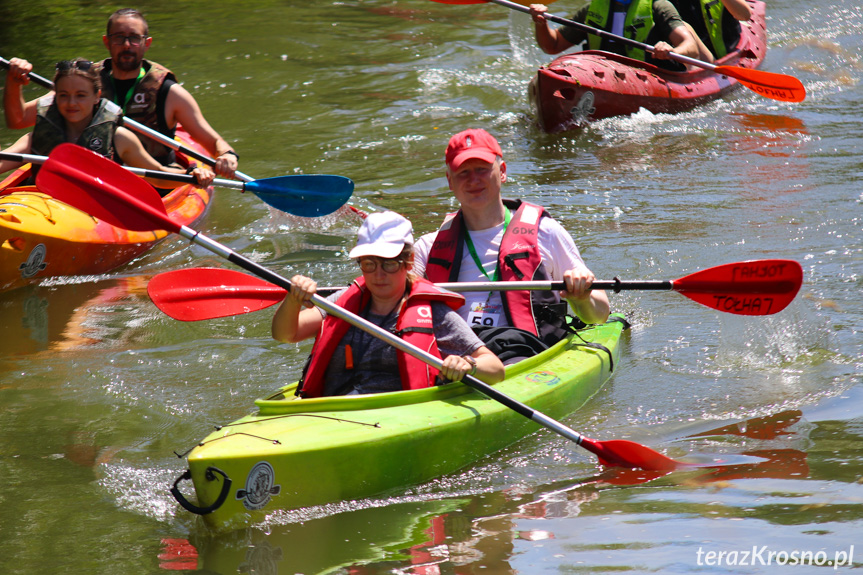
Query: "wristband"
463 355 477 377
220 150 239 160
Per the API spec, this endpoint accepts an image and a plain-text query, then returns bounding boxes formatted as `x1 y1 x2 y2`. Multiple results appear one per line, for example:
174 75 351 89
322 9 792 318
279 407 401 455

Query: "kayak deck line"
175 413 385 455
217 413 383 429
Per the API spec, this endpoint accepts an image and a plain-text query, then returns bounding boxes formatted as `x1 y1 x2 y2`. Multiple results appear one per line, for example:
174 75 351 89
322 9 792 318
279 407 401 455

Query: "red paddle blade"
584 438 684 471
36 143 178 232
673 259 802 316
716 65 806 103
148 268 286 321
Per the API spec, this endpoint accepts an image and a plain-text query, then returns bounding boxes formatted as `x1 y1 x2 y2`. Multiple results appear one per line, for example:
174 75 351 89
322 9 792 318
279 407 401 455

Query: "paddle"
429 0 806 103
2 56 362 216
0 151 352 218
147 261 803 321
36 142 683 472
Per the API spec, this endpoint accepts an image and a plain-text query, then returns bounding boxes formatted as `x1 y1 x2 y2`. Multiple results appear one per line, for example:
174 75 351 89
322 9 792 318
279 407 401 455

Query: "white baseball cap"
349 211 414 259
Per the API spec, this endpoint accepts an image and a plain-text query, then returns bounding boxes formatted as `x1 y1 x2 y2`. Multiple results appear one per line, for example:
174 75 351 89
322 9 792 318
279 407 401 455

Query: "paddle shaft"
243 277 779 302
438 280 669 291
148 258 801 324
176 226 601 448
0 57 254 183
314 280 671 296
435 279 793 295
0 150 247 190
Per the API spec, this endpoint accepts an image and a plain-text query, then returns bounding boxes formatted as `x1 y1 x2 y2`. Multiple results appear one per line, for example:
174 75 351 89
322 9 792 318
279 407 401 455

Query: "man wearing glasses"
3 8 239 178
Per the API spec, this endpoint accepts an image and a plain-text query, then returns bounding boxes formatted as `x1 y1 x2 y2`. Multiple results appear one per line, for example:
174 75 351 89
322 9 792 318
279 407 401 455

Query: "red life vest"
425 199 557 336
298 277 465 398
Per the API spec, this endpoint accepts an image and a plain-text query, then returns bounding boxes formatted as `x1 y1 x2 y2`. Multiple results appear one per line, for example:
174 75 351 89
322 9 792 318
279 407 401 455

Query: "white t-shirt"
413 214 589 326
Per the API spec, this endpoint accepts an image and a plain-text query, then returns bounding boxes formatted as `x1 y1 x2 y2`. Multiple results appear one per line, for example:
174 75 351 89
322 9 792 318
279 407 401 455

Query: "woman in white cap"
272 211 505 397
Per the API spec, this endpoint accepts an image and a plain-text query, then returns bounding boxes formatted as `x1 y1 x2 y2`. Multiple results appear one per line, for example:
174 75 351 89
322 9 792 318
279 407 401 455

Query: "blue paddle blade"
244 174 354 217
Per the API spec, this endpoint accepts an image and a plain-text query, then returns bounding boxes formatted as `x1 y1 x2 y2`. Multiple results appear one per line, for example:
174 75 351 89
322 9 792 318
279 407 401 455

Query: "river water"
1 1 861 573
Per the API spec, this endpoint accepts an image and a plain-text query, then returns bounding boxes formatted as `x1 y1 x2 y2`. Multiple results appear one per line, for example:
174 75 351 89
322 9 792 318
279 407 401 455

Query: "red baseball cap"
445 129 503 172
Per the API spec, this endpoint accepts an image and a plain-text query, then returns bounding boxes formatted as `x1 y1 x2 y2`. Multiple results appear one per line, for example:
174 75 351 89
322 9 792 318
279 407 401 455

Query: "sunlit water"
1 1 861 573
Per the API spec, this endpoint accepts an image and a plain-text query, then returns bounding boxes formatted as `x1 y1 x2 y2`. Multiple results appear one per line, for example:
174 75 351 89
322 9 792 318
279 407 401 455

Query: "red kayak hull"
528 0 767 132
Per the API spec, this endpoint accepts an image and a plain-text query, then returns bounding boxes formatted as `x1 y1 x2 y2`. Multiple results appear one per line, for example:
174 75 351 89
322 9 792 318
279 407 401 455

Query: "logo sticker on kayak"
236 461 281 511
525 371 560 386
19 243 47 278
570 92 596 124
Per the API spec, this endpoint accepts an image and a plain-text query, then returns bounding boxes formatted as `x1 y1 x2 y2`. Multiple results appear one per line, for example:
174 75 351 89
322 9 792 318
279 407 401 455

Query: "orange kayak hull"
0 135 212 293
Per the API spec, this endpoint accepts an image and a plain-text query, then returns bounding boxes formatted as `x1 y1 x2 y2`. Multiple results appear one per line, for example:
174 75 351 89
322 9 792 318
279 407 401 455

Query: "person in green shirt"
671 0 752 62
529 0 703 72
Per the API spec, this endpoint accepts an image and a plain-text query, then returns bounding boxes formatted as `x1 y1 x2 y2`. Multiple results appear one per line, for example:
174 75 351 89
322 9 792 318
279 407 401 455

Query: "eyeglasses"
107 33 147 46
358 257 404 274
55 60 93 71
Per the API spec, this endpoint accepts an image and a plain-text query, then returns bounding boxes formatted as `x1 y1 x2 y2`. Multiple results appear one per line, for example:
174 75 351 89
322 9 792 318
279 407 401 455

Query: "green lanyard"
463 207 511 282
112 67 145 112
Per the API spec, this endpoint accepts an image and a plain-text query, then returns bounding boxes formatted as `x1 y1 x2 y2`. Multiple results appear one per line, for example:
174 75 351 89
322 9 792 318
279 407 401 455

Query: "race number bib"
467 301 502 328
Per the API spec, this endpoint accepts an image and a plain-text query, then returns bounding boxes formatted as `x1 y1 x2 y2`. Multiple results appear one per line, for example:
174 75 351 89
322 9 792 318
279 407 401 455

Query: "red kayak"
528 0 767 132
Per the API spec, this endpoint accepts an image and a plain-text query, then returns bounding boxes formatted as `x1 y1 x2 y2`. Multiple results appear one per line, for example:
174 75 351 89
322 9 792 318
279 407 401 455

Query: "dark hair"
53 58 101 92
107 8 149 36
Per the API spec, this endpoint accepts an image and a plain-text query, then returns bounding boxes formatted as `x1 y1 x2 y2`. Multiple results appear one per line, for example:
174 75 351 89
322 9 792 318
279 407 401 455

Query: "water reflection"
0 276 149 361
727 112 813 202
152 405 863 574
186 499 466 574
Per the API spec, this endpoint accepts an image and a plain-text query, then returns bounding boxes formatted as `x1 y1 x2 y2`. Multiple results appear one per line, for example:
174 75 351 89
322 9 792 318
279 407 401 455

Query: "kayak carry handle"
170 467 232 516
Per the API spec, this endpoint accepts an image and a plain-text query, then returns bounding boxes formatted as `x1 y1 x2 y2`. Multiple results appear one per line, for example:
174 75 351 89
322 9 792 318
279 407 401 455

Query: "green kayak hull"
179 316 628 532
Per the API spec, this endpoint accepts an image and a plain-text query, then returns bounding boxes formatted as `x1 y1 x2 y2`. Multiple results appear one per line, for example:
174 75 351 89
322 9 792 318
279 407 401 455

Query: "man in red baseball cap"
414 129 610 362
445 128 504 172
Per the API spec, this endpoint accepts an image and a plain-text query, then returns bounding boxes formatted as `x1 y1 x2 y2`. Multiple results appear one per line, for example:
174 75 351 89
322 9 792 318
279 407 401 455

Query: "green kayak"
171 315 628 533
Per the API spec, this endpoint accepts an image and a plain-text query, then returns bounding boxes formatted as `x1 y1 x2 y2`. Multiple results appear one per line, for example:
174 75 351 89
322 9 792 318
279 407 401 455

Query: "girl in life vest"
0 57 215 191
272 211 505 398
